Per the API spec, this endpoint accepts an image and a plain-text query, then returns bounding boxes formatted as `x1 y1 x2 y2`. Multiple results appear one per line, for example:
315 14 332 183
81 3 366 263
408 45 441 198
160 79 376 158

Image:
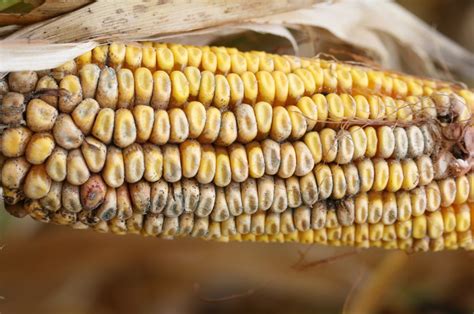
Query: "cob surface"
1 42 474 252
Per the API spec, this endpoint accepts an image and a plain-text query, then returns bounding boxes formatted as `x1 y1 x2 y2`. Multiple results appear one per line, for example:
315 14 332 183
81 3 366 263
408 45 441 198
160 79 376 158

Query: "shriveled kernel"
320 128 338 163
91 46 108 67
227 73 244 107
26 133 55 165
349 126 367 160
156 47 174 72
235 103 258 143
212 187 230 222
114 109 137 148
255 71 275 104
376 126 395 158
150 71 171 110
426 182 442 212
45 147 67 182
197 144 216 184
369 223 384 242
454 175 469 205
96 67 118 109
130 180 152 214
142 46 157 70
195 183 216 217
302 132 321 165
66 149 90 185
198 71 215 107
26 99 58 132
241 71 258 105
71 99 100 135
287 106 307 140
183 67 201 101
143 144 163 182
228 144 249 183
277 142 296 179
294 206 311 231
401 159 419 190
182 178 199 213
294 97 317 132
170 71 189 107
383 192 398 224
213 74 230 109
351 68 369 90
323 69 337 94
148 110 170 145
257 53 274 72
91 108 114 144
53 114 84 149
242 178 259 214
201 50 217 73
439 178 456 207
131 105 154 143
123 144 145 183
214 147 232 187
8 71 38 93
199 107 221 144
40 181 62 212
355 193 369 224
216 111 237 146
336 130 354 164
315 164 333 200
337 198 355 226
367 95 385 120
326 207 340 228
454 204 471 232
61 182 82 213
397 191 412 222
271 71 289 106
406 125 425 158
134 67 153 106
230 52 247 74
165 108 189 144
24 165 51 199
340 94 356 119
372 158 389 191
330 164 347 199
1 127 32 157
163 144 182 183
427 211 444 239
184 101 206 138
293 141 314 177
357 158 375 193
186 46 202 68
35 76 58 107
1 157 30 189
102 147 124 188
254 101 273 140
259 139 280 176
392 127 408 159
80 137 107 174
343 163 360 196
180 140 201 179
79 64 101 99
411 187 427 217
387 160 403 192
324 94 345 124
80 175 106 211
168 44 188 71
108 43 126 69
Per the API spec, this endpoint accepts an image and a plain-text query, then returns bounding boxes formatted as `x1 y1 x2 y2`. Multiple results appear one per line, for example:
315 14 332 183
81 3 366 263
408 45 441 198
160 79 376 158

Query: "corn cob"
1 42 473 253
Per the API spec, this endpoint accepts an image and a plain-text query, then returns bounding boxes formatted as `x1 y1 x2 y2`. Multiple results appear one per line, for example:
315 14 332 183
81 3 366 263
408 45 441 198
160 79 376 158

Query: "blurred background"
1 1 474 313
